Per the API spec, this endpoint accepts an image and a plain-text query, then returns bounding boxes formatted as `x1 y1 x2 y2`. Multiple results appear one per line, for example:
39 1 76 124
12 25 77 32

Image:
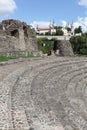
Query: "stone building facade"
0 19 38 56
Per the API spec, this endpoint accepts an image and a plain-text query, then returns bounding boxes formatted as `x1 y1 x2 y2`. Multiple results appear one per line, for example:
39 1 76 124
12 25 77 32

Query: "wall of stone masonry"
0 19 38 56
0 51 30 57
0 50 41 57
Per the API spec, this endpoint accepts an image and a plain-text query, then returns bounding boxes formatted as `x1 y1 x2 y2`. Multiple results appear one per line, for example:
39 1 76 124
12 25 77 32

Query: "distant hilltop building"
36 21 75 36
36 21 56 35
62 22 74 36
37 27 56 35
0 19 38 56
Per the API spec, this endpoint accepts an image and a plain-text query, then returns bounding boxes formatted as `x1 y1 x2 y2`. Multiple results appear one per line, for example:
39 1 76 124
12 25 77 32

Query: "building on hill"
37 27 50 35
37 27 56 35
61 22 74 36
36 21 75 36
36 21 56 35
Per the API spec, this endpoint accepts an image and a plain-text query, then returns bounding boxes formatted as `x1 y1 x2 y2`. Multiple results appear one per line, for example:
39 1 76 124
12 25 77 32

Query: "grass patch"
76 54 87 57
0 56 11 62
0 55 38 62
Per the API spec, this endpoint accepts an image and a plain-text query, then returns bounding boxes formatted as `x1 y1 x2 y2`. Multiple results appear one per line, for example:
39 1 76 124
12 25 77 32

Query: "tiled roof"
38 28 50 31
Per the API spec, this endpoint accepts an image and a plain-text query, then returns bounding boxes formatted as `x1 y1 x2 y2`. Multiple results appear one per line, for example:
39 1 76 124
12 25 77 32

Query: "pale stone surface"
0 56 87 130
57 40 74 56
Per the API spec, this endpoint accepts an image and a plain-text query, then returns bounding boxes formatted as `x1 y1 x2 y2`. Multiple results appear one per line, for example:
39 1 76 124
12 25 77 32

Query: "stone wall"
0 51 30 57
0 19 38 56
55 40 74 56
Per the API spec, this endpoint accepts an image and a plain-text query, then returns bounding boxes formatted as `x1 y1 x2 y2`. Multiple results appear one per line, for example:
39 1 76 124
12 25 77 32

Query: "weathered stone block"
0 19 38 56
55 40 74 56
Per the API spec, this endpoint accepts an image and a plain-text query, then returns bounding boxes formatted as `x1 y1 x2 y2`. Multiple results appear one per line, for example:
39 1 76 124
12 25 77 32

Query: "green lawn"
0 56 11 62
76 54 87 57
0 55 38 62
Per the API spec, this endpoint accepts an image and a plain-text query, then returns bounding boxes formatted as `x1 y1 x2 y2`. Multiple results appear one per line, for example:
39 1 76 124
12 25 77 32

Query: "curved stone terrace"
0 56 87 130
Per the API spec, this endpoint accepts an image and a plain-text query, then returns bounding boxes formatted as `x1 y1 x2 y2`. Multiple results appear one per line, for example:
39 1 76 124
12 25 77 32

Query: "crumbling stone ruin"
54 40 74 56
0 19 38 56
0 19 74 57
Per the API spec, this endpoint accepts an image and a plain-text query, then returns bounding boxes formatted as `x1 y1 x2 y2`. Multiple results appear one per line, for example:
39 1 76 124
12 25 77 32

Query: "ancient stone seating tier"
0 56 87 130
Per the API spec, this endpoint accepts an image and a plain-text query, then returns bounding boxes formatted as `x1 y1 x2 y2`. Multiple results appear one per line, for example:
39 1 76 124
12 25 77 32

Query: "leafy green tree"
74 26 82 34
56 29 64 36
66 27 71 32
54 26 62 30
54 26 64 35
70 35 87 54
45 31 51 35
37 38 54 54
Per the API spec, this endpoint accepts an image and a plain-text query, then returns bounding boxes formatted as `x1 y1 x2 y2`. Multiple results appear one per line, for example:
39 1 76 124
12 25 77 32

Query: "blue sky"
0 0 87 31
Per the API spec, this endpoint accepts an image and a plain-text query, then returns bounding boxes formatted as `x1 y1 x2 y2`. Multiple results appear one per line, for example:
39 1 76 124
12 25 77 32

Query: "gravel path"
0 56 87 130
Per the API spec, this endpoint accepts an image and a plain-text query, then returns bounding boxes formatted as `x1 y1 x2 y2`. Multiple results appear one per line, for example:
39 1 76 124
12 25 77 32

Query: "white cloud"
78 0 87 7
61 20 67 27
0 0 17 16
73 17 87 32
30 21 50 28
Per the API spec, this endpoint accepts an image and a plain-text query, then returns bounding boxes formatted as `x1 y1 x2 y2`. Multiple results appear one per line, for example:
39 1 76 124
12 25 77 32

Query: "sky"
0 0 87 31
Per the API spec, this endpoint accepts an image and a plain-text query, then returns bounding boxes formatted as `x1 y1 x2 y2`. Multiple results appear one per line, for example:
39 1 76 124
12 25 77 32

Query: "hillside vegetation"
37 38 54 54
70 34 87 55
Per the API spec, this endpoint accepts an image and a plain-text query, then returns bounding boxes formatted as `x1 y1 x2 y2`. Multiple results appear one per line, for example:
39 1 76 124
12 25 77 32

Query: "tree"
54 26 62 30
45 31 51 35
56 29 64 36
66 27 71 32
74 26 82 34
37 38 54 54
70 35 87 54
54 26 64 35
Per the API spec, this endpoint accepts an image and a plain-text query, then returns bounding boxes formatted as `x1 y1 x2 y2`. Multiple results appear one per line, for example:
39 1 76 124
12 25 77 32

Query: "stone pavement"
0 56 87 130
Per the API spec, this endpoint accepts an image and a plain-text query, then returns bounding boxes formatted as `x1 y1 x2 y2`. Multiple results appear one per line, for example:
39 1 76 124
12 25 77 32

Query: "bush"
80 48 87 54
37 38 54 54
70 35 87 55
